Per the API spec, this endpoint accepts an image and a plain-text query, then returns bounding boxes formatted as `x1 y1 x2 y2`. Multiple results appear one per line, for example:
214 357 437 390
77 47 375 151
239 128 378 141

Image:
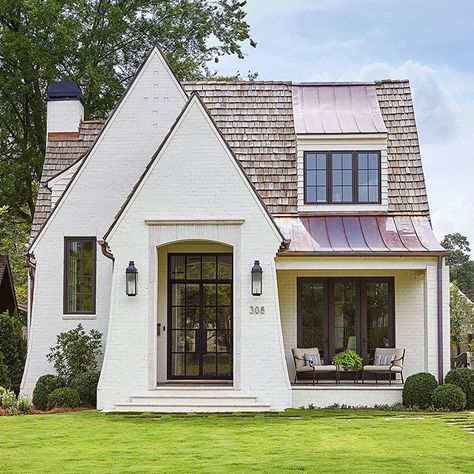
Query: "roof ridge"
183 80 292 85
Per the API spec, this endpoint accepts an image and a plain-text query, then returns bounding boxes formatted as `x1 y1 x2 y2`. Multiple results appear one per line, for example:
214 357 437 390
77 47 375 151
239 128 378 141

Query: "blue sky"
214 0 474 250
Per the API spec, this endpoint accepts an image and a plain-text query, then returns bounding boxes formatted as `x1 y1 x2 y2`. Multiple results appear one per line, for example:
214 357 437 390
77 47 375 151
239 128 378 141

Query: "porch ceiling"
276 215 446 256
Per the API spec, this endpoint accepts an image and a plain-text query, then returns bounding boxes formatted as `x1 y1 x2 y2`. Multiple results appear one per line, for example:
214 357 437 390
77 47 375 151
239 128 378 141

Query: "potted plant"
332 350 363 371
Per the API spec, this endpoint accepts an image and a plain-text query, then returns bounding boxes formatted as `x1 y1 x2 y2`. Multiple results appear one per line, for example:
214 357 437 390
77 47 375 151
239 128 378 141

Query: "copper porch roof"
292 83 387 134
276 216 445 255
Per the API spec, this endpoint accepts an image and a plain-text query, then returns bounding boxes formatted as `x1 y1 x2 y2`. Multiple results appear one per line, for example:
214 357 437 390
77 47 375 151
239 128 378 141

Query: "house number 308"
249 306 265 314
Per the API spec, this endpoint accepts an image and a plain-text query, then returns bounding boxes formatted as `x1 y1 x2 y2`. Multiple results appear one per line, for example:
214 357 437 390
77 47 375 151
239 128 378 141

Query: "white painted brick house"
21 47 449 411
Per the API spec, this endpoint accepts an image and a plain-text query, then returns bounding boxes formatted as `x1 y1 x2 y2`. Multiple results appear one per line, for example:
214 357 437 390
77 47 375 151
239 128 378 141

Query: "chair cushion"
374 348 404 367
374 354 395 366
293 348 319 369
304 353 321 367
296 364 337 373
363 365 402 373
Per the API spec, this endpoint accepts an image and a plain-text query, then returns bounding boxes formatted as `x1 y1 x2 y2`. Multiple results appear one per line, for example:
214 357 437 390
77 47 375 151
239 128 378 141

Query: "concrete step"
114 389 272 412
114 402 272 413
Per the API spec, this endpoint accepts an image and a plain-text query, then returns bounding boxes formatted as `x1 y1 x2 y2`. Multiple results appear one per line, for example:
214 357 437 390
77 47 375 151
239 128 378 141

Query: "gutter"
437 255 444 383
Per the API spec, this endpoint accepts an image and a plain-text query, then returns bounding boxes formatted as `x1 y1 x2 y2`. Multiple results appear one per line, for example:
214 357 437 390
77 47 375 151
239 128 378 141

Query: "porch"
275 253 450 408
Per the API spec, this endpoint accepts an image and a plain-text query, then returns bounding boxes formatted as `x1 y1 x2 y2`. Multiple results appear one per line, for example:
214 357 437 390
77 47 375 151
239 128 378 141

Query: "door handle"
157 323 161 336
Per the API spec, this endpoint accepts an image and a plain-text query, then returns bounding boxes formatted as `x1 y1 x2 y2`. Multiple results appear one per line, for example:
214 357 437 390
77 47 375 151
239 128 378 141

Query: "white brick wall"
21 47 188 394
98 96 292 411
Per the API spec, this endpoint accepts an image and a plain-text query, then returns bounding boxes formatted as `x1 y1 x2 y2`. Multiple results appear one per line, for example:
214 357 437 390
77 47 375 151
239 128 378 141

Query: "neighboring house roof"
292 83 387 134
31 120 103 240
30 79 431 243
276 215 446 255
0 255 18 314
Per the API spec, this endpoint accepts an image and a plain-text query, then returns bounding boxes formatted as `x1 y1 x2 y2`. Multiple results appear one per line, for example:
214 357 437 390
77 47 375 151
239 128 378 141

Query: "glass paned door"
168 254 233 380
332 282 358 355
361 279 394 361
298 280 327 361
297 277 394 364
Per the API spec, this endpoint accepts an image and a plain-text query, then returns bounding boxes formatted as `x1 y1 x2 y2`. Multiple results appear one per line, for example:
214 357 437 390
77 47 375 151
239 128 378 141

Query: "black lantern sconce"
251 260 263 296
126 261 138 296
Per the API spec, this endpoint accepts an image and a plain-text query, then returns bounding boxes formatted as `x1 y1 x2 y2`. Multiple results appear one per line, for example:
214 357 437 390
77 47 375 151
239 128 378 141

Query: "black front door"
297 277 395 363
168 253 233 380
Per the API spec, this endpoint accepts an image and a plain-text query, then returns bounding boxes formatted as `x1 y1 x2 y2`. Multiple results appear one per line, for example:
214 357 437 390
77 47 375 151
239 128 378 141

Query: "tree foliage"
0 0 255 225
441 233 474 301
450 283 474 354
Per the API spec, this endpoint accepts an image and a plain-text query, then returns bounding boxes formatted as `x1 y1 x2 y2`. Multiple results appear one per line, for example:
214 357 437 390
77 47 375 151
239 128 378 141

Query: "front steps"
114 387 272 413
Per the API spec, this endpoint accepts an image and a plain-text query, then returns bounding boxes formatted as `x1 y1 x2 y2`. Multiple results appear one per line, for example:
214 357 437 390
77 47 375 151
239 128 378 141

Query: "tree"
0 0 255 226
0 312 27 392
450 283 474 355
441 233 474 301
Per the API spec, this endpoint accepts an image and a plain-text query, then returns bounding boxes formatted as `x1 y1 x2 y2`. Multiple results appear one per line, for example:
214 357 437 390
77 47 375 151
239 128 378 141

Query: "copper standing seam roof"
276 216 446 255
292 83 387 134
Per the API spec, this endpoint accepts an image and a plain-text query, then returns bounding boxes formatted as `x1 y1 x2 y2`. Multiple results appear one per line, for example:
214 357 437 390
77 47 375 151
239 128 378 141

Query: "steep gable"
30 46 188 250
105 94 283 243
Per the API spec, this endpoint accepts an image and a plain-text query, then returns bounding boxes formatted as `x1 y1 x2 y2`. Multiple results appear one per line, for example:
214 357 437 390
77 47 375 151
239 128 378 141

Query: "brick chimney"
47 81 84 140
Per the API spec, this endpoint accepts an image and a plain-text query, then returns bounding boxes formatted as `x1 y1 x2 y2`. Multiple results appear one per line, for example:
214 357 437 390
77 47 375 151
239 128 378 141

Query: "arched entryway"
156 241 234 383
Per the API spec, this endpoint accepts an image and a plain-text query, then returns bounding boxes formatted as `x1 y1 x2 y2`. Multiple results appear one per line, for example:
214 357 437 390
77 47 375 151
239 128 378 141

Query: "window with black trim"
304 151 381 204
64 238 96 314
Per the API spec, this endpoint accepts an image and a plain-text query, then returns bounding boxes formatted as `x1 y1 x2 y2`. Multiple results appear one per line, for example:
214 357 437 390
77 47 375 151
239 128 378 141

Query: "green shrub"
70 371 100 406
432 384 466 411
0 351 11 388
47 324 102 382
32 374 66 410
0 312 27 392
0 387 17 409
332 350 363 371
17 394 32 414
402 372 438 409
469 339 474 353
445 368 474 409
47 387 80 410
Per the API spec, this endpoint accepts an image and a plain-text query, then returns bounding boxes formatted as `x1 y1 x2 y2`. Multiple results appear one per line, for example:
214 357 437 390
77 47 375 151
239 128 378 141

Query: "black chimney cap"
47 81 83 104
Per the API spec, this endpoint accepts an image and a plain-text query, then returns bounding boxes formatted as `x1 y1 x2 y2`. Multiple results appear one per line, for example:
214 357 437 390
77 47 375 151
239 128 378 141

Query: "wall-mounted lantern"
251 260 263 296
126 261 138 296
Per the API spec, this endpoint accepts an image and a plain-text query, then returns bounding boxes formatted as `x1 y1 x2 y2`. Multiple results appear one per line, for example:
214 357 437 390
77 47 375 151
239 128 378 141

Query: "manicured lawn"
1 409 473 473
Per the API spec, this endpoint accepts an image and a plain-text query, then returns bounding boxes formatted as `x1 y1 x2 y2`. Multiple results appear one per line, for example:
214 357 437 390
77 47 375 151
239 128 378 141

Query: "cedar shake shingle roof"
30 80 431 242
30 121 103 240
183 81 298 214
375 80 430 214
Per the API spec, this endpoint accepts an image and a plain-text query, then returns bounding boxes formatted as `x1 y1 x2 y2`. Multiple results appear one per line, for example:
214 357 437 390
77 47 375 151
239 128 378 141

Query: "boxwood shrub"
70 371 100 406
32 374 66 410
432 384 466 411
444 368 474 409
47 387 80 410
402 372 438 409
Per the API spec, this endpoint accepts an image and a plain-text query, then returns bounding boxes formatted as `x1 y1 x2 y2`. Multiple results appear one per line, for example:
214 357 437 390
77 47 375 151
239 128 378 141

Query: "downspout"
437 255 444 384
98 240 114 262
24 252 36 330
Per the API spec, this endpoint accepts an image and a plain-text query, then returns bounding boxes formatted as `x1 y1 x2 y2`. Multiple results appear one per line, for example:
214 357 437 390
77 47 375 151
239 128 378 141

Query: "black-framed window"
304 151 381 204
64 238 96 314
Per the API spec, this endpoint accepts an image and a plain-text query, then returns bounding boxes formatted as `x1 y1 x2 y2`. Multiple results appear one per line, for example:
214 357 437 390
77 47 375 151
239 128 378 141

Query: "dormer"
293 83 388 213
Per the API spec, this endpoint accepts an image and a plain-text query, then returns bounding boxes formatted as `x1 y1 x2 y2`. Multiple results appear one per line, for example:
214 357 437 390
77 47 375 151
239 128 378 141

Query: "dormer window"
304 151 380 204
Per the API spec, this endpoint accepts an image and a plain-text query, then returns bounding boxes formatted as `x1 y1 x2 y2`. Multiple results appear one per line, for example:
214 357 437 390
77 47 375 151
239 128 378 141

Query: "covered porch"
274 215 449 407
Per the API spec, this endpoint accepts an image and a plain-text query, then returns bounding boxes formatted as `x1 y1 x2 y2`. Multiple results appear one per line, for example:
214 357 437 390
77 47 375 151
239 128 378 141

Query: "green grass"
1 409 473 473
